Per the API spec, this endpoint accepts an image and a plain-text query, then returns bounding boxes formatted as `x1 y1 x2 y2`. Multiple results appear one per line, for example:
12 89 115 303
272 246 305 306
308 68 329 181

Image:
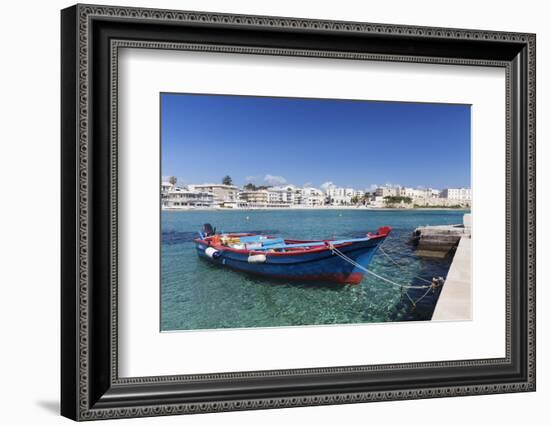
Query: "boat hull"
195 236 386 285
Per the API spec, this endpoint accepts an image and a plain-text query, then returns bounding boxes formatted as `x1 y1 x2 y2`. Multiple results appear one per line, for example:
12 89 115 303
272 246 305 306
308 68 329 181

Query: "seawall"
431 214 472 320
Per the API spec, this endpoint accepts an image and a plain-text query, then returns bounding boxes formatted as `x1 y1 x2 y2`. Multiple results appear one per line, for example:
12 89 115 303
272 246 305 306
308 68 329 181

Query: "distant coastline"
162 206 471 212
161 181 471 211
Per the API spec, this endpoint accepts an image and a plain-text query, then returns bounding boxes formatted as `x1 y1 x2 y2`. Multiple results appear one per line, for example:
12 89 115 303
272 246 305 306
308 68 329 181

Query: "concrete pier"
431 236 472 320
412 219 471 257
431 213 472 321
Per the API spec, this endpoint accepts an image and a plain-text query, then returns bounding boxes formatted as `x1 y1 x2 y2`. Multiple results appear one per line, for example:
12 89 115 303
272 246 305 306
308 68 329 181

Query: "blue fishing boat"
194 223 391 285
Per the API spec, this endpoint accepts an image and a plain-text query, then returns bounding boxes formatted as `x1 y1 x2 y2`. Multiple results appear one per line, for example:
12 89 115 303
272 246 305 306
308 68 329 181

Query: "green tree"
244 183 257 191
168 176 177 185
383 195 412 205
222 175 233 186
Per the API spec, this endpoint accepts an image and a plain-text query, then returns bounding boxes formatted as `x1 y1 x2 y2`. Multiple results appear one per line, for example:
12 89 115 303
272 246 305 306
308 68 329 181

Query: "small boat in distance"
195 224 391 285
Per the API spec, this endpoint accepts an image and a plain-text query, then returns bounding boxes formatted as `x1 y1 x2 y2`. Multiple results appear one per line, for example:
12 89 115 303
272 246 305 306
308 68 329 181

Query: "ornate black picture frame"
61 4 536 421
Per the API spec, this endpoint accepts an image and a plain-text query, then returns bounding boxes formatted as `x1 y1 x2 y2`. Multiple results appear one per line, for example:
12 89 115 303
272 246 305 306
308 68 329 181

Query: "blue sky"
161 93 470 190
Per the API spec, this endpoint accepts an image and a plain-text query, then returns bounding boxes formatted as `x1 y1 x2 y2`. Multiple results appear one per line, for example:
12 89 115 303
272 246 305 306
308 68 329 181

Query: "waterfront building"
440 188 472 201
375 186 400 198
427 188 441 198
237 189 295 208
374 186 442 202
189 184 240 205
161 183 215 209
222 201 251 208
326 187 355 205
398 187 441 199
161 181 173 194
239 190 269 208
398 187 422 198
301 187 325 206
267 185 297 205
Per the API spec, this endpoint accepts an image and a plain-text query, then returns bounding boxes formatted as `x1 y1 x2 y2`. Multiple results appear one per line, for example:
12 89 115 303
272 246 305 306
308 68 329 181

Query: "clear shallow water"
161 209 468 331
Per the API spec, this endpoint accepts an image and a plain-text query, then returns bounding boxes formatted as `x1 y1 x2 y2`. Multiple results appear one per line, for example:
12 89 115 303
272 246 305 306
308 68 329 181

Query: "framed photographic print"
61 4 536 421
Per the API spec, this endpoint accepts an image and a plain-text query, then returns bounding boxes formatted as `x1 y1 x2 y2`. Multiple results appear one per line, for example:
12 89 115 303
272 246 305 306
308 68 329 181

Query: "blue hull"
195 237 386 284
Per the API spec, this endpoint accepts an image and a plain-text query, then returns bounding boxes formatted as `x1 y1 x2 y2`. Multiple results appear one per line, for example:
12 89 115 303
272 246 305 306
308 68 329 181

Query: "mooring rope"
330 246 431 290
378 247 433 285
329 245 438 308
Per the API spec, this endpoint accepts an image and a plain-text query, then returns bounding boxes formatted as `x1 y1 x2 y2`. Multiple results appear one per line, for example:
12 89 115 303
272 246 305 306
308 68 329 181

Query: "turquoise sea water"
161 209 468 331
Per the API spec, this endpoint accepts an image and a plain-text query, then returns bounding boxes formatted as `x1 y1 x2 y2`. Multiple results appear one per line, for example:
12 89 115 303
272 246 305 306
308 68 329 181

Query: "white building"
188 184 240 205
375 186 400 198
161 183 215 209
440 188 472 201
239 190 268 206
238 190 285 208
161 181 174 194
397 187 421 198
395 187 413 198
398 187 441 199
426 188 441 198
326 187 356 205
267 185 297 205
301 187 325 206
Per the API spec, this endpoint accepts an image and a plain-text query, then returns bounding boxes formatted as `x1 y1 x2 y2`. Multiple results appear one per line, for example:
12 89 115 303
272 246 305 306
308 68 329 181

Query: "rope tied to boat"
328 244 441 308
378 247 434 285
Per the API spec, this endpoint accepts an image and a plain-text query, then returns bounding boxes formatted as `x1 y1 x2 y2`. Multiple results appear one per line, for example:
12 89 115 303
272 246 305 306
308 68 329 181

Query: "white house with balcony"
161 183 215 209
267 185 297 205
301 187 325 206
188 183 239 206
